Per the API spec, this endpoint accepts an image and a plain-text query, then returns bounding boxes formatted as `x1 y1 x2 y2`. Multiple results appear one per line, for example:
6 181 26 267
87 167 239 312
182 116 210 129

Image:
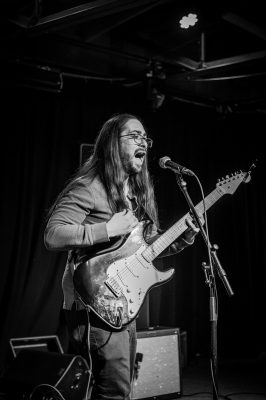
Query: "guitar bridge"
104 277 121 298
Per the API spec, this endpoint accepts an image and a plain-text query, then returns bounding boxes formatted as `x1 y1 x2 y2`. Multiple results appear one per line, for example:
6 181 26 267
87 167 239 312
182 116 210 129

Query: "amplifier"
131 327 182 399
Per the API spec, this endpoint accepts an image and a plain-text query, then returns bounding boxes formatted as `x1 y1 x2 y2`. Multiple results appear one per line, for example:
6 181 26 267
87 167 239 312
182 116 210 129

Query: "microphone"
159 156 194 176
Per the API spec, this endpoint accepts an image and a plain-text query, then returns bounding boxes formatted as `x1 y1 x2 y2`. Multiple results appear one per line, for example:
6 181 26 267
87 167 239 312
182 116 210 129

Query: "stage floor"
180 354 266 400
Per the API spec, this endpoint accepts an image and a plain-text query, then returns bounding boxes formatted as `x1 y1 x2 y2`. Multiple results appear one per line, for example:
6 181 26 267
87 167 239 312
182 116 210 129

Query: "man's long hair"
47 113 159 226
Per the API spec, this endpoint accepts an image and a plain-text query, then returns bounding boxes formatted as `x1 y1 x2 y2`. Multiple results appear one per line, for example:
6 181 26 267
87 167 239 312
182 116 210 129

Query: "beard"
121 154 143 176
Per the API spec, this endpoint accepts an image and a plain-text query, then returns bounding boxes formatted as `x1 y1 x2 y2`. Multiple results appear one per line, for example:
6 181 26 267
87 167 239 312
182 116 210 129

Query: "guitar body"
73 222 174 329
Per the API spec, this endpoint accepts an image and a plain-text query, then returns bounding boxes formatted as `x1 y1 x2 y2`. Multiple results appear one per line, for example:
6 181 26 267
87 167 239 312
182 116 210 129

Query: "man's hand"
183 215 204 244
106 210 138 238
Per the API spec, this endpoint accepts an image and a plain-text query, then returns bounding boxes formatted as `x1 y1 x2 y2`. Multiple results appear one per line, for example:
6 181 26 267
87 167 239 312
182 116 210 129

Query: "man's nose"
139 138 147 148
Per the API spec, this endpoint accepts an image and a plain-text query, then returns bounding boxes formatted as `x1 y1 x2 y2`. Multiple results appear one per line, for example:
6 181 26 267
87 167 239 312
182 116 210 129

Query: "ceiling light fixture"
179 13 198 29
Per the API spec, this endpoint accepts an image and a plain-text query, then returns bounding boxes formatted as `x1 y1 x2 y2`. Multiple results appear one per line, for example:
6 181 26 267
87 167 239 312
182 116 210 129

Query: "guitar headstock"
216 170 251 195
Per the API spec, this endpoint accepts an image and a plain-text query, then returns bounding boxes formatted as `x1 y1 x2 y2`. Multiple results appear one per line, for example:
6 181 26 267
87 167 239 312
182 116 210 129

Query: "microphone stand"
174 172 234 400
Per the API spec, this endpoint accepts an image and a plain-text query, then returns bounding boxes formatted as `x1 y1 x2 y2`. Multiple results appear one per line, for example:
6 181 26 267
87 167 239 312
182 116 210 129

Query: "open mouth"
134 149 146 160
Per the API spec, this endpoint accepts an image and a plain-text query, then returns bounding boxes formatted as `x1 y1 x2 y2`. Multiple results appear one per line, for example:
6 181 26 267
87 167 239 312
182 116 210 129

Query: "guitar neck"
143 186 223 262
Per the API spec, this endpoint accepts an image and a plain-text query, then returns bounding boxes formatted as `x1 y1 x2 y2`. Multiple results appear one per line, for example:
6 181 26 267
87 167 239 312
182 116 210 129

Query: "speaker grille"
132 328 182 399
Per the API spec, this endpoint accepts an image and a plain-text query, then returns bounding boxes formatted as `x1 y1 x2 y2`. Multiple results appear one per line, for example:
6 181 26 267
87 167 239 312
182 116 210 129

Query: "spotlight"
179 13 198 29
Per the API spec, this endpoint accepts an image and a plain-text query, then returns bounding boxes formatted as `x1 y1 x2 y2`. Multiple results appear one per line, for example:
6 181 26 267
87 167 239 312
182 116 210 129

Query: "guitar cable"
85 305 94 396
29 383 65 399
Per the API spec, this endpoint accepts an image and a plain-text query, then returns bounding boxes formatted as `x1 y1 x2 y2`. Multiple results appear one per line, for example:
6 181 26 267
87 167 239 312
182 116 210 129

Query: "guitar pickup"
104 277 121 298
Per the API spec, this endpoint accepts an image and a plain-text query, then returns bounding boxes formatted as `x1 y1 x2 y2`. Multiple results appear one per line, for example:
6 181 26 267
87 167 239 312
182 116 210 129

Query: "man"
44 113 200 400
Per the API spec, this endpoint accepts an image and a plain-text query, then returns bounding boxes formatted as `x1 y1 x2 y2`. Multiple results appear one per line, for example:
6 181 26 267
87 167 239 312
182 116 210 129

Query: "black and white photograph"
0 1 265 399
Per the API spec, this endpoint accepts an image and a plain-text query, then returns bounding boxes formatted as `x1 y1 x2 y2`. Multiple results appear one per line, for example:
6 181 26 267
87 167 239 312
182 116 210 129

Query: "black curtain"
0 80 265 373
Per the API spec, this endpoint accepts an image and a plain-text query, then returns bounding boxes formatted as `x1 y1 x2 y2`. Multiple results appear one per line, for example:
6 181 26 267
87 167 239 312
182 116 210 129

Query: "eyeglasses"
121 132 153 148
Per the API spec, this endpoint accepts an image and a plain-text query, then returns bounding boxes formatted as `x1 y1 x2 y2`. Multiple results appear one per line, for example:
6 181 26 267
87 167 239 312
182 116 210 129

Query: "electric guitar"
73 170 252 329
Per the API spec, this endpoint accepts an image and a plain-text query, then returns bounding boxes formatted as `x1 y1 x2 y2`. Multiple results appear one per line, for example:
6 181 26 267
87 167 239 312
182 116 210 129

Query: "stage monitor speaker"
2 349 91 400
131 327 182 400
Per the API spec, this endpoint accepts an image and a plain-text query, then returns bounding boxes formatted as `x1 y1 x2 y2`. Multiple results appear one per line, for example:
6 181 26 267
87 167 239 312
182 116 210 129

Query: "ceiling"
2 0 266 113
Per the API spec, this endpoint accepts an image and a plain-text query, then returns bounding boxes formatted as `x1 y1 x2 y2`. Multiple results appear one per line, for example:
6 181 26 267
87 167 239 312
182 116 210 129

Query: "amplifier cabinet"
131 327 182 400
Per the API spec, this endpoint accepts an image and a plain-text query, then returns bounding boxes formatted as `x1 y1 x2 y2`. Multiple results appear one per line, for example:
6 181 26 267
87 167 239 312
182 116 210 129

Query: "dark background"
0 0 266 376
